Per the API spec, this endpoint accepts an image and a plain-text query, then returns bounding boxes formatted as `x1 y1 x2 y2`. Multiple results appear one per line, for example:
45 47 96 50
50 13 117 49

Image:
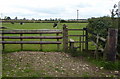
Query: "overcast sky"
0 0 120 20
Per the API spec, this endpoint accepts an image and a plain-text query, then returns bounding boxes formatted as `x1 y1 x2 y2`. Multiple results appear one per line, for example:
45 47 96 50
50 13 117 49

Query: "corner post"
63 24 68 52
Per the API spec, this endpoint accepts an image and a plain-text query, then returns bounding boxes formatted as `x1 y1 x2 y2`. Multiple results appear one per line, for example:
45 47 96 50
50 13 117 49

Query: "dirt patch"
2 51 119 77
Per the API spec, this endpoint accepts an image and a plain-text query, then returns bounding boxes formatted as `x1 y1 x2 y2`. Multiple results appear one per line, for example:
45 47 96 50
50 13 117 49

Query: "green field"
2 23 95 52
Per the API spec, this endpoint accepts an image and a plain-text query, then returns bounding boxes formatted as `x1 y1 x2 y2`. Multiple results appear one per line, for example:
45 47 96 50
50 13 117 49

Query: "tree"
32 18 35 21
4 16 11 20
23 18 26 20
15 17 18 20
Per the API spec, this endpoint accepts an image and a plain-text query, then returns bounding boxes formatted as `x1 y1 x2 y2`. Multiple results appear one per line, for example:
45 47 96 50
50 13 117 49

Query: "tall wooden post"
40 33 42 51
83 28 88 51
106 28 118 61
2 30 4 51
63 24 68 52
56 33 60 51
20 34 23 50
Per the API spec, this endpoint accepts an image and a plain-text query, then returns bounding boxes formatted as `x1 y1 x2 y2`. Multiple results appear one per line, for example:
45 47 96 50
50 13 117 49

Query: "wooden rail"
1 29 62 51
0 36 62 39
2 29 62 34
0 41 62 44
88 29 106 52
63 27 88 51
88 28 118 61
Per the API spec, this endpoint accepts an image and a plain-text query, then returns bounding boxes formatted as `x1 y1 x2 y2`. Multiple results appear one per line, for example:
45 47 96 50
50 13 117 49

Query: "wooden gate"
63 24 88 52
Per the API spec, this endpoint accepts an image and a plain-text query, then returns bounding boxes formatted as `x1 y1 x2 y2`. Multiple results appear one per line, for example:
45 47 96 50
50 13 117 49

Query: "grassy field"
2 23 119 77
2 23 95 52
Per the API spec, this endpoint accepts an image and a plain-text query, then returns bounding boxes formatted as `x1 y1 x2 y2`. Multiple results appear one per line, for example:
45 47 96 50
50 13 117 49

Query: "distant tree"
45 19 48 21
38 19 41 21
55 18 57 21
4 16 11 20
60 20 66 23
15 17 18 20
32 18 35 21
23 18 26 20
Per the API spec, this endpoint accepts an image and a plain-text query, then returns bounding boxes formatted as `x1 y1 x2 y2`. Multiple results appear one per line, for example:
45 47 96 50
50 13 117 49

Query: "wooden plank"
0 41 62 44
99 37 106 42
2 31 62 34
0 36 63 39
2 30 62 34
69 39 75 51
69 39 75 42
88 30 106 42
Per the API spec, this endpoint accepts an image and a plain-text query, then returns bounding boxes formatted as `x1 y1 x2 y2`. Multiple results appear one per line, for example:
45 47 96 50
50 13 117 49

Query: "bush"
87 16 113 48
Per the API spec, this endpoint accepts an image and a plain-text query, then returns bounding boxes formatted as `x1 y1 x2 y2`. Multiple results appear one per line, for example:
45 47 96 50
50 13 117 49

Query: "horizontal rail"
88 31 106 42
0 41 62 44
0 36 63 39
2 32 62 34
2 30 62 34
91 41 104 52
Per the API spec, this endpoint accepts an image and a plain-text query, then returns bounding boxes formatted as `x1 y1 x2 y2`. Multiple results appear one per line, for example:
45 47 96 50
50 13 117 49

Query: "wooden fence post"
106 28 118 61
2 33 4 51
40 33 42 51
94 34 99 59
63 24 68 52
69 39 75 50
20 34 23 50
56 33 60 51
84 28 88 51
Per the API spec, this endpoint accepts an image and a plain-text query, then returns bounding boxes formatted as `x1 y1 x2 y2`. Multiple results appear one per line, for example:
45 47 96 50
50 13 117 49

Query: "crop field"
2 23 95 52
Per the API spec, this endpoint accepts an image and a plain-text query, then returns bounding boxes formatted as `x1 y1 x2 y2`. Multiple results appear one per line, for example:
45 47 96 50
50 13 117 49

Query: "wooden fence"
63 25 88 52
0 25 88 52
0 29 62 51
0 25 119 61
88 28 118 61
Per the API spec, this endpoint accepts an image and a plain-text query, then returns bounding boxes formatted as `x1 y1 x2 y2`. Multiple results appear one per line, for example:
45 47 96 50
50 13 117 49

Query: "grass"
2 23 89 52
78 51 120 70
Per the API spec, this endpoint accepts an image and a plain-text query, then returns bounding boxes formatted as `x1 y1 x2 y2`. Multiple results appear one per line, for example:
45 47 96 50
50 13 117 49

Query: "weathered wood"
0 41 62 44
2 30 62 34
40 34 42 50
56 33 60 51
106 28 118 61
2 33 4 51
69 39 75 50
69 41 86 43
82 30 85 51
63 24 68 52
85 28 88 50
94 34 99 59
0 36 63 39
79 36 81 51
20 34 23 50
